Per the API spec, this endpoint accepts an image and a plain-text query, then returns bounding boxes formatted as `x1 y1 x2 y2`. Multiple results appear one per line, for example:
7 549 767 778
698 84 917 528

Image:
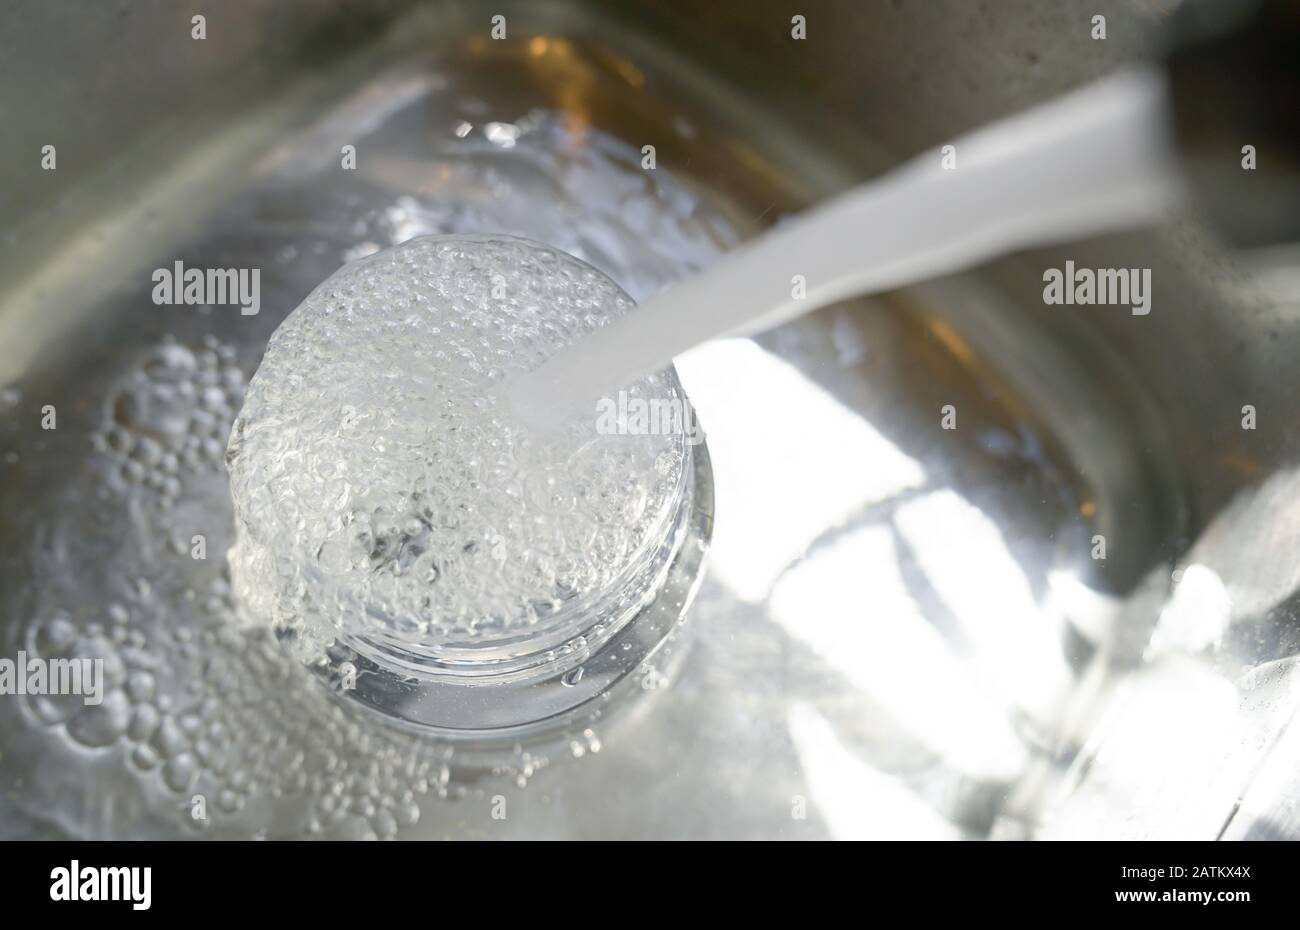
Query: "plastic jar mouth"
297 432 713 741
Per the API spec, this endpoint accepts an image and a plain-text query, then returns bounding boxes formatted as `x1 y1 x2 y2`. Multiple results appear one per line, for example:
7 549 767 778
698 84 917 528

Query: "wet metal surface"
2 1 1298 839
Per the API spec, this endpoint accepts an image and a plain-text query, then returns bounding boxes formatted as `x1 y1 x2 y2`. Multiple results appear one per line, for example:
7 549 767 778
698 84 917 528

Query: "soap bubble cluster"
227 235 688 663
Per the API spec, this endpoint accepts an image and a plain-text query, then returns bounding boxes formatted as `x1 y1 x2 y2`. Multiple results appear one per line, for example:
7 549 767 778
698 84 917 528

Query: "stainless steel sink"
2 0 1297 839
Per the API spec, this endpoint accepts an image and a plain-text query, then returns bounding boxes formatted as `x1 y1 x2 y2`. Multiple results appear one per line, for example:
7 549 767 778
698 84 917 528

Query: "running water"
504 68 1186 427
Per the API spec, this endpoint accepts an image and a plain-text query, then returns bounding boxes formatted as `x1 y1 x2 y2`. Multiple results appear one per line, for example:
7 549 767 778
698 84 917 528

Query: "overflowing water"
227 235 690 668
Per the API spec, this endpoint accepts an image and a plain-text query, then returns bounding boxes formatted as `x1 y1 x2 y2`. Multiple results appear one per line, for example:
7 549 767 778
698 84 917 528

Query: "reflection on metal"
676 339 924 601
787 702 961 840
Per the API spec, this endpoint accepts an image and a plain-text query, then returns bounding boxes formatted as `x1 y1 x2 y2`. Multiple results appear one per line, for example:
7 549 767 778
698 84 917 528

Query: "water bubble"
226 236 687 665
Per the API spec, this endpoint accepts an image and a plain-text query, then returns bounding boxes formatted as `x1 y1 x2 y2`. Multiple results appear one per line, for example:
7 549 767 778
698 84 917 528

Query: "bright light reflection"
1148 563 1231 657
893 489 1071 722
674 339 925 601
769 524 1028 782
1040 657 1246 840
787 701 961 840
1044 569 1122 646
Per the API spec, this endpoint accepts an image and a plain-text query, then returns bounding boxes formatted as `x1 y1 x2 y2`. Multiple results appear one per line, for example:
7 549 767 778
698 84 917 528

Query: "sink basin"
2 0 1297 840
